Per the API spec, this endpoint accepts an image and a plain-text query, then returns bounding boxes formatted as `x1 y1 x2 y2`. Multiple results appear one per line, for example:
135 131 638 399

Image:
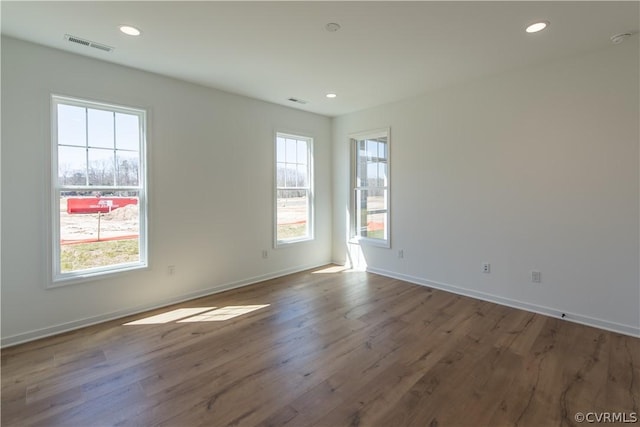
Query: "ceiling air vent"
288 98 308 105
65 34 114 53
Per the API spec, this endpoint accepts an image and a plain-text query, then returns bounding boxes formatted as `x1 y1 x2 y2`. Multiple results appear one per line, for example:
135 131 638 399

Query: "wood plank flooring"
2 266 639 426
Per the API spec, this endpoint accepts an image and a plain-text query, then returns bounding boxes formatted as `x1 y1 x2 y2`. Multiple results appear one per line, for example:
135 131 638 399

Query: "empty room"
1 1 639 426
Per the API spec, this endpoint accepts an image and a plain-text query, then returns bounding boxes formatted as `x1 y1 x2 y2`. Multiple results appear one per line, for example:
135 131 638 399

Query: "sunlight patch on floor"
124 307 216 325
178 305 270 322
312 265 352 274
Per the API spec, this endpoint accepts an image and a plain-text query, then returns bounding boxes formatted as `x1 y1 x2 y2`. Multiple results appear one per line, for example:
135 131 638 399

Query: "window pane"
58 104 86 147
297 139 307 164
286 139 297 163
366 140 377 160
356 147 367 184
378 162 387 185
355 189 387 240
367 161 378 185
88 109 114 149
88 148 114 186
59 190 140 273
285 165 297 187
297 164 307 187
116 152 139 186
276 162 286 187
359 139 366 156
115 113 140 151
58 146 87 185
379 140 387 159
276 189 309 241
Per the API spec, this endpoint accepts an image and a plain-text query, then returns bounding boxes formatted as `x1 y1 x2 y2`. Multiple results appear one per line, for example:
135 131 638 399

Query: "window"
275 133 313 245
351 128 390 247
51 95 147 282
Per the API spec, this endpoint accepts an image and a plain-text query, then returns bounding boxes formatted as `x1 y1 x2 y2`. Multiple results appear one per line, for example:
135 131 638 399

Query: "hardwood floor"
2 266 639 426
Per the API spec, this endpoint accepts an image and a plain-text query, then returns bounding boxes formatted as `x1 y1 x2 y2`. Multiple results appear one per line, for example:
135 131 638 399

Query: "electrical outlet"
532 270 541 283
482 263 490 273
168 265 176 275
398 249 404 259
262 250 268 259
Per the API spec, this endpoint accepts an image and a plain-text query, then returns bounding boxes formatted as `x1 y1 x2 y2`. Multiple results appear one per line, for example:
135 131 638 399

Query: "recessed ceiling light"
326 93 337 99
119 25 141 36
526 21 549 33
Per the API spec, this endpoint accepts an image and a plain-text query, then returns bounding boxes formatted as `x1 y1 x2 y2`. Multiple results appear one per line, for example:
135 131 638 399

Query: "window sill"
49 262 148 288
275 237 314 248
349 236 390 249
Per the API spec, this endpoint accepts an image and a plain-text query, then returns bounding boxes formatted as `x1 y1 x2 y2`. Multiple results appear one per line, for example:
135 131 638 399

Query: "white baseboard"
366 266 640 338
1 261 330 348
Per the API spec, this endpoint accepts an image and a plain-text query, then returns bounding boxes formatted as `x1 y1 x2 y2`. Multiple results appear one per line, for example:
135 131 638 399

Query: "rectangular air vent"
288 98 308 105
65 34 114 53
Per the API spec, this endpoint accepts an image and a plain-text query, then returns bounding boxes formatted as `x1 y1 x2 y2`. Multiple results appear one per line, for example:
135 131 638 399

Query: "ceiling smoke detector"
610 33 632 44
325 23 341 32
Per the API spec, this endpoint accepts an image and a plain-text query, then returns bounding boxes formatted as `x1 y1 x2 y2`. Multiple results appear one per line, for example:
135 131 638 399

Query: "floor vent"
65 34 114 53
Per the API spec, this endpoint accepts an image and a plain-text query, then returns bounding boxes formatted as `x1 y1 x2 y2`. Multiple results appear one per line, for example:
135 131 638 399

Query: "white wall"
3 34 639 345
333 38 640 336
1 37 332 345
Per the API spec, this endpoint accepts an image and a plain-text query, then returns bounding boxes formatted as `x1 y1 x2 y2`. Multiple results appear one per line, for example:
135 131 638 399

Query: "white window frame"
50 95 148 285
274 132 314 247
350 128 390 248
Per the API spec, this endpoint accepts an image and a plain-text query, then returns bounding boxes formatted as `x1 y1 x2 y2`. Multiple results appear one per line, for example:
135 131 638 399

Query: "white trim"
274 131 314 248
350 127 391 248
1 261 330 348
48 263 150 288
349 236 390 248
8 261 634 346
51 95 144 116
366 266 640 338
349 127 390 142
50 94 148 285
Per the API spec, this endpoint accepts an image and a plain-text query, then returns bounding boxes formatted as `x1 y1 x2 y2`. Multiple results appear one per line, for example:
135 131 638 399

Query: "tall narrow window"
351 129 390 247
52 95 147 283
275 133 313 245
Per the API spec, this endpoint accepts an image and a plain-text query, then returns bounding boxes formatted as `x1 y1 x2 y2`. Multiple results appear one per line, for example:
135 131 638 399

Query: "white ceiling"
2 1 638 117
